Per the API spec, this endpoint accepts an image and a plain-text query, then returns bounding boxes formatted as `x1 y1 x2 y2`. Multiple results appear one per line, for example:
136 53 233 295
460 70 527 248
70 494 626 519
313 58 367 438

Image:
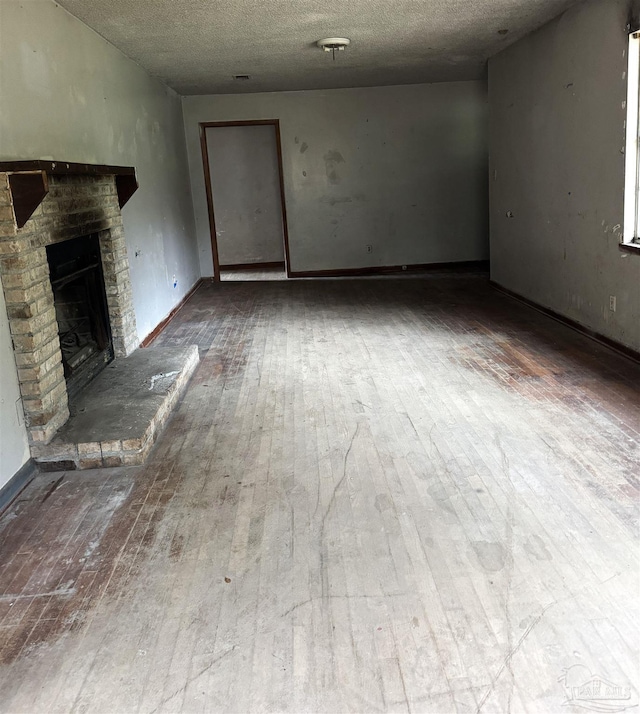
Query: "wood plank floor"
0 275 638 713
220 268 287 281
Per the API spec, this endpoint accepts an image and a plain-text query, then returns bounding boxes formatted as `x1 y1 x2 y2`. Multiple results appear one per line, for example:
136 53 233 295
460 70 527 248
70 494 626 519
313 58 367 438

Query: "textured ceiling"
55 0 579 94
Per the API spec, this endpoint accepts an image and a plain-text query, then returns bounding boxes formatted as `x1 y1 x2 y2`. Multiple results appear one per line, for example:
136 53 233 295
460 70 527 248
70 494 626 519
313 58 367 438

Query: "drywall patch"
324 150 345 185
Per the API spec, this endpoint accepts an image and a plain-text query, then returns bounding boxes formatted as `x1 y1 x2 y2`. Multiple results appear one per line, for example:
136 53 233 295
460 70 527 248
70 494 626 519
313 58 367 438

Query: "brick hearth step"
31 345 199 470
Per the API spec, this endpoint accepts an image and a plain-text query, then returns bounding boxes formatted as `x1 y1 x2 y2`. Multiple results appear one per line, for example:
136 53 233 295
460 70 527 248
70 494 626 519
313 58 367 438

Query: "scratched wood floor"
0 274 638 713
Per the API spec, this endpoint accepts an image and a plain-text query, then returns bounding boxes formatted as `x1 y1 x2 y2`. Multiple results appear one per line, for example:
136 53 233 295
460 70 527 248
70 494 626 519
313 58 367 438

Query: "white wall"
183 82 489 275
0 0 199 487
488 0 640 351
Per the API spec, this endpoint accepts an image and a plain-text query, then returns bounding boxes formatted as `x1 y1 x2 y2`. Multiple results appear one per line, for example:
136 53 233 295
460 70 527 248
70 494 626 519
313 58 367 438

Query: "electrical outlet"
366 245 372 253
609 295 617 312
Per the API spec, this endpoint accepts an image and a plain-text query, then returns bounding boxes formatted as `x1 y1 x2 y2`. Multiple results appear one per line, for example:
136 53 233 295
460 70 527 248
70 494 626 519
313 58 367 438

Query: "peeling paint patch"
149 371 180 390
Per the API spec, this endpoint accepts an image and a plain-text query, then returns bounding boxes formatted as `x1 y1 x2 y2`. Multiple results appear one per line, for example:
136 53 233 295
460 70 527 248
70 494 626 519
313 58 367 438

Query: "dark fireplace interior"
46 234 114 399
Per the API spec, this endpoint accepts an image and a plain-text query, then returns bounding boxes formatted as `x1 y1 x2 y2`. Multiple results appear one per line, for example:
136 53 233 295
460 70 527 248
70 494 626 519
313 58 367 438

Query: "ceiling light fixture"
317 37 351 61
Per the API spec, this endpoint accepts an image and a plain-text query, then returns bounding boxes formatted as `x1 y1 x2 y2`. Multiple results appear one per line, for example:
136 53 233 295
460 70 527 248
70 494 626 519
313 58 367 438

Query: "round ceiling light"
317 37 351 60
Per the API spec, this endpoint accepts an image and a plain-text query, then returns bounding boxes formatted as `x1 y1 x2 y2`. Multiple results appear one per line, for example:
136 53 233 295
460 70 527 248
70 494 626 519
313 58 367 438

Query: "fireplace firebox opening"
46 234 114 399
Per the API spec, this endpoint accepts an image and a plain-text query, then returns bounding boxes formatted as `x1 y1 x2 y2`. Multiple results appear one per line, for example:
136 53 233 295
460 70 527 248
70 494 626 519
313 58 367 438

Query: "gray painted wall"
183 82 489 275
488 0 640 351
206 125 285 266
0 0 199 487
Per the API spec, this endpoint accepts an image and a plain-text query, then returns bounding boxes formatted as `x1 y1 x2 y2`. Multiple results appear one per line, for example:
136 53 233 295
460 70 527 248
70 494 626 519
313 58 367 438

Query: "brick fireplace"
0 162 139 447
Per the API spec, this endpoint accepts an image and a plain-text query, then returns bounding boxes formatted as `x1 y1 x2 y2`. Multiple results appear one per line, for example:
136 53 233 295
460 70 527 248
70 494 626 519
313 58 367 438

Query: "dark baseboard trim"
220 261 286 271
490 280 640 364
289 260 489 279
0 458 38 515
619 242 640 254
141 278 205 348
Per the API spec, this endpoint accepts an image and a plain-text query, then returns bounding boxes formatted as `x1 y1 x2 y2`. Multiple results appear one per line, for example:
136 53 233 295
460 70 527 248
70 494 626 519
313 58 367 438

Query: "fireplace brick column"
0 172 139 445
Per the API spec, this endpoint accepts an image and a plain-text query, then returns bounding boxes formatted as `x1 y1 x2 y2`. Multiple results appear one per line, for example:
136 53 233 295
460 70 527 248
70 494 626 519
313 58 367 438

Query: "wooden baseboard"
0 459 38 515
220 261 285 271
140 278 206 348
619 242 640 254
490 280 640 363
288 260 489 279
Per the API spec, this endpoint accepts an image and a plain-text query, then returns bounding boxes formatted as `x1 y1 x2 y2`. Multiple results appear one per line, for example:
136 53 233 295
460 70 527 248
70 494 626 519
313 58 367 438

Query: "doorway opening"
200 120 291 282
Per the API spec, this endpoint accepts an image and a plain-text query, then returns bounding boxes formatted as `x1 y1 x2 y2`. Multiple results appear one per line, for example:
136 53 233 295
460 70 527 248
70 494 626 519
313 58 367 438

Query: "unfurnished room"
0 0 638 711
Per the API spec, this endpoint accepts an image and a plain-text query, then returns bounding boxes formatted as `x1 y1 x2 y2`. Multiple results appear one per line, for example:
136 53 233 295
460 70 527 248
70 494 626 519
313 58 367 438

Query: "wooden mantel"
0 160 138 228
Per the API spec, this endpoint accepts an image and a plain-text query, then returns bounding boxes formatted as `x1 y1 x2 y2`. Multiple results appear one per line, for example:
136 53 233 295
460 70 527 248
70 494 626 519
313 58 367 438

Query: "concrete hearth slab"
32 345 199 470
